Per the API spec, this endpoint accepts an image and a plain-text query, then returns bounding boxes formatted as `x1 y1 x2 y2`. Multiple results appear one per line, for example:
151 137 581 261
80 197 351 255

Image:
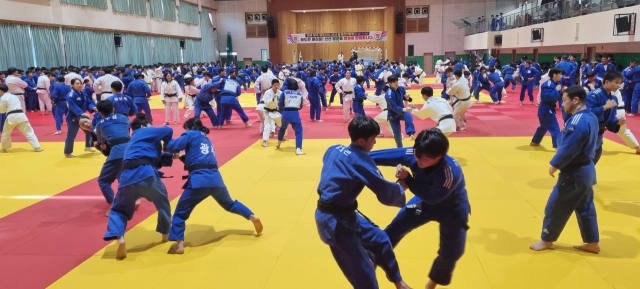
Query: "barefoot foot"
168 240 185 254
53 131 62 135
0 149 7 153
296 148 306 155
530 142 541 146
530 240 553 251
105 209 110 217
394 280 413 289
34 147 44 152
116 236 127 259
161 234 169 242
261 141 269 147
65 154 75 158
573 242 600 254
276 142 281 149
250 215 263 235
426 279 438 289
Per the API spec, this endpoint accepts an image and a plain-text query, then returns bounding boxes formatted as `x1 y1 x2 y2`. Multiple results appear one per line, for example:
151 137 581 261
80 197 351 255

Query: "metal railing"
465 0 639 36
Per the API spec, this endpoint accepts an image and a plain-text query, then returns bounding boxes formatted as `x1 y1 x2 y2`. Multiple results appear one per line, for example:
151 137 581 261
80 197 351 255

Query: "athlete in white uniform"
366 86 394 137
447 70 472 131
335 71 357 121
613 85 640 153
412 87 457 136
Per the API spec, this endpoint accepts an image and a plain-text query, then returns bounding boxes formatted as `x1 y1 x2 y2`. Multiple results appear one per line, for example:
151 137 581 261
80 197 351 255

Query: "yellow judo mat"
41 137 640 289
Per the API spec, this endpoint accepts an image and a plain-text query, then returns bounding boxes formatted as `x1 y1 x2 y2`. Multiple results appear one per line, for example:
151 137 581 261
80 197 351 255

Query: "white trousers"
37 91 52 112
418 73 425 87
262 112 277 141
183 96 195 118
343 99 353 120
616 109 639 149
436 119 457 136
434 72 442 85
154 79 162 92
18 95 26 112
453 99 472 129
2 120 40 150
373 110 393 136
165 101 179 123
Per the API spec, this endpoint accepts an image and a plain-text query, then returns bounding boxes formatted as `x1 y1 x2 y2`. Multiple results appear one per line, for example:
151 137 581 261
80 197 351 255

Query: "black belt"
438 114 454 124
598 128 606 135
37 88 47 90
343 91 353 95
13 93 24 96
618 106 625 109
121 157 156 171
165 93 177 97
265 108 278 113
564 160 591 168
109 137 130 147
102 91 112 94
188 94 197 97
353 99 364 103
317 199 358 214
182 164 219 180
259 101 265 104
284 107 299 111
452 96 471 106
7 110 23 115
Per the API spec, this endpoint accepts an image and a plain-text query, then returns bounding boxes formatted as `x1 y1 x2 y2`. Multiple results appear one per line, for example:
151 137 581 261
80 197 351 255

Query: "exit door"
423 53 434 74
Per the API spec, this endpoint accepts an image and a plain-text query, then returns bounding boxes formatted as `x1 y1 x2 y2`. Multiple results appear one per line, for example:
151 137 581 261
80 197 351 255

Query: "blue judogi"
329 74 343 104
121 76 134 96
474 72 492 100
582 78 603 93
318 71 329 108
586 88 621 164
541 109 599 244
95 113 131 204
555 61 576 86
488 57 497 69
364 69 373 88
385 86 415 148
127 79 152 121
24 77 39 111
104 126 174 241
501 65 516 90
370 149 470 286
532 80 562 148
217 78 249 125
106 93 137 117
625 66 640 114
165 130 253 241
593 63 617 79
316 144 406 289
352 84 367 116
64 89 95 154
441 72 449 99
581 63 592 80
51 83 71 131
195 83 220 127
520 66 539 102
307 76 322 120
488 72 504 102
278 89 304 148
374 67 389 96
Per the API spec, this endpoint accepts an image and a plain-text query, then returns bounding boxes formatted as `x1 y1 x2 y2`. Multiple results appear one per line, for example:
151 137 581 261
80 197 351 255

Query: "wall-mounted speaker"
114 32 122 47
422 7 428 15
406 8 412 15
267 17 276 38
414 8 420 15
396 12 404 34
531 28 543 42
262 13 267 21
247 14 253 21
495 35 502 46
180 39 185 49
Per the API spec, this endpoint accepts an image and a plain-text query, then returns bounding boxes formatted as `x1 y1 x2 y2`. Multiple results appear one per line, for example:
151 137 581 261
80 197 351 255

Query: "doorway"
423 53 434 74
512 49 516 62
243 58 253 68
587 47 596 62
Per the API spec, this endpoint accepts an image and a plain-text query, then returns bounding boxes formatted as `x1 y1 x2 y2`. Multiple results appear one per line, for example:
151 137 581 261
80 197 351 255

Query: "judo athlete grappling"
103 114 175 259
315 115 412 289
530 85 601 254
370 128 470 289
164 118 262 254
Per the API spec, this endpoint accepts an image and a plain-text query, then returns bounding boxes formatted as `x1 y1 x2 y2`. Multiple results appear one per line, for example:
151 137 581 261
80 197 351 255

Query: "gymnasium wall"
215 0 269 62
277 9 393 63
0 0 216 38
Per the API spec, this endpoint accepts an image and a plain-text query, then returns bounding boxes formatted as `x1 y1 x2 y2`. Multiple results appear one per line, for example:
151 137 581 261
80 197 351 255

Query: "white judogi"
0 92 40 150
366 93 394 136
161 80 183 123
256 73 276 94
338 54 344 63
414 67 425 87
448 76 472 130
537 73 550 105
64 73 83 86
154 66 163 92
144 70 154 89
5 75 28 111
355 63 364 76
93 74 120 99
398 77 407 88
261 88 281 141
614 88 639 149
412 97 456 136
195 77 211 88
183 84 200 119
335 77 357 120
36 75 52 112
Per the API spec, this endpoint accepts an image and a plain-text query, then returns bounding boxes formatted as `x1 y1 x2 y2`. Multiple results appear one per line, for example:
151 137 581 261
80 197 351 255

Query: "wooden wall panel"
277 10 298 64
384 6 395 62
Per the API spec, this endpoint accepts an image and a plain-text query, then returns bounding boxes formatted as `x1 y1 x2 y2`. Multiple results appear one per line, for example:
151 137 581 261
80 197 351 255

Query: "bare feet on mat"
65 154 75 158
250 215 263 235
394 280 413 289
0 149 7 153
296 148 306 155
135 199 141 210
530 240 553 251
530 142 540 146
162 234 169 242
85 147 96 152
105 209 110 217
425 279 438 289
276 141 281 149
316 119 324 122
245 122 252 128
573 242 600 254
53 131 62 135
116 236 127 259
261 141 269 147
34 148 43 152
168 240 185 254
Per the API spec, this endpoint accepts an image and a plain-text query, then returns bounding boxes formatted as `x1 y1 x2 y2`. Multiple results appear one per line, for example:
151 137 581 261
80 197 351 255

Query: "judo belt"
452 96 471 106
284 107 299 111
37 87 47 90
259 101 265 104
598 128 606 135
188 94 198 97
182 164 219 179
7 110 24 116
265 107 278 113
13 93 24 96
540 100 557 107
109 137 130 147
101 91 112 94
121 157 156 171
317 199 358 214
618 106 625 109
165 93 177 97
564 160 591 168
353 99 364 103
343 91 353 95
438 114 454 124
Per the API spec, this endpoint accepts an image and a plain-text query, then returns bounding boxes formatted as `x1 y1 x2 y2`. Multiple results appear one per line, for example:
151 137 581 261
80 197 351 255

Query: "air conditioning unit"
406 6 429 18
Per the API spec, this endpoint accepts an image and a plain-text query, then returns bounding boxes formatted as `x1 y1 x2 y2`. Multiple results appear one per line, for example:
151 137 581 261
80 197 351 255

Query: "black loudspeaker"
180 39 185 49
616 16 631 33
114 33 122 47
267 17 276 38
395 12 403 34
495 35 502 45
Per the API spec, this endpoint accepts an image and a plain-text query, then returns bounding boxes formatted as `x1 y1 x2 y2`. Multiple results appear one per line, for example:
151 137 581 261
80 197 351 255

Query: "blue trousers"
631 82 640 114
623 89 633 112
352 101 366 116
375 85 384 96
541 164 599 243
474 83 491 100
215 97 232 122
504 77 517 90
365 79 370 88
135 102 152 122
520 82 534 102
54 102 68 131
593 134 604 165
309 94 322 120
0 113 5 133
410 75 419 85
359 214 402 283
441 87 449 100
64 115 91 155
320 91 328 108
26 92 39 111
384 196 467 286
169 186 253 241
104 174 172 241
389 112 416 148
256 93 261 105
489 82 505 102
195 105 219 127
98 158 123 204
278 121 303 148
330 89 343 105
532 114 560 148
218 103 249 125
